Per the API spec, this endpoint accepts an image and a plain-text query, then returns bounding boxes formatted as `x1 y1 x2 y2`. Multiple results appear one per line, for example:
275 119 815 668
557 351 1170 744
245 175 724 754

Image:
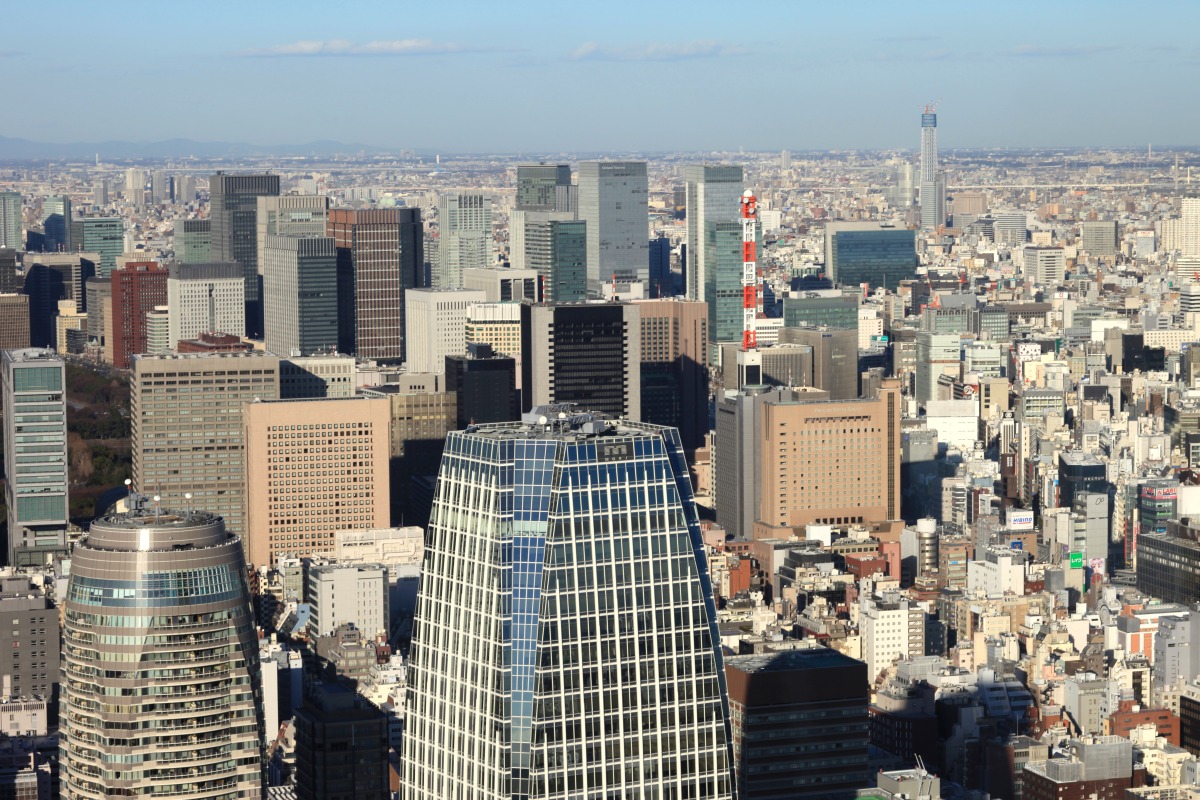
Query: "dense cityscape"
5 5 1200 799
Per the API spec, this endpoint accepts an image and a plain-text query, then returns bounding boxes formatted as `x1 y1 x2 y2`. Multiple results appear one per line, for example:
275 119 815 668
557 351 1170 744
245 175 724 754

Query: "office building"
726 649 869 800
145 305 170 355
861 592 925 683
635 298 709 451
1058 450 1107 511
109 261 168 369
919 109 945 229
403 414 734 800
91 177 108 207
1024 246 1066 287
41 195 71 252
150 169 171 204
463 266 541 303
753 381 901 536
55 299 86 354
262 234 338 357
329 207 424 362
243 395 390 568
166 261 245 348
515 163 573 211
915 332 961 406
294 683 389 800
0 192 20 250
526 217 587 302
445 343 519 427
0 577 59 701
782 291 859 330
124 167 146 201
256 194 330 272
279 353 356 399
1081 220 1119 257
520 302 641 418
0 294 29 350
176 218 212 263
435 193 492 289
23 251 96 311
715 386 775 539
720 342 814 391
209 172 281 336
823 222 918 290
685 164 744 302
2 350 69 567
466 301 524 385
70 216 123 277
648 235 672 298
778 326 858 400
59 506 265 800
404 287 487 373
1137 519 1200 605
132 350 280 539
578 161 649 290
706 219 759 360
84 277 109 348
305 562 390 639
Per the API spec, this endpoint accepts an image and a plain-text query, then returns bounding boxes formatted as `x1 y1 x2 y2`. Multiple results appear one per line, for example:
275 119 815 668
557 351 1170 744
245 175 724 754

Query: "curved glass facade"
60 509 265 800
404 417 733 799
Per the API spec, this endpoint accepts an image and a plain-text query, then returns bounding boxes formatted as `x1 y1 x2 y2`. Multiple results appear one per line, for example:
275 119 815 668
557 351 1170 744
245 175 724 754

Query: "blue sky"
4 0 1198 152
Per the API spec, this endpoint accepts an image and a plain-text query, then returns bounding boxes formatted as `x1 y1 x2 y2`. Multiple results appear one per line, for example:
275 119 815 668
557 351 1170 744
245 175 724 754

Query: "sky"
4 0 1199 153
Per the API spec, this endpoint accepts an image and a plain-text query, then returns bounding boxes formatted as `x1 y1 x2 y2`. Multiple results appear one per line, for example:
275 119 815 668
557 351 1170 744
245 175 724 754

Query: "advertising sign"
1069 552 1084 570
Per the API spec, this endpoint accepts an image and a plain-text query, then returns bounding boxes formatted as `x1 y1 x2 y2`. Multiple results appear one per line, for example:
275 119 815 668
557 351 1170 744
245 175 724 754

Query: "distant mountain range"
0 136 394 161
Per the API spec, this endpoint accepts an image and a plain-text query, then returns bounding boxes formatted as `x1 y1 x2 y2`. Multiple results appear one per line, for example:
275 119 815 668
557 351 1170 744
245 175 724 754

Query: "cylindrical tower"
60 506 265 800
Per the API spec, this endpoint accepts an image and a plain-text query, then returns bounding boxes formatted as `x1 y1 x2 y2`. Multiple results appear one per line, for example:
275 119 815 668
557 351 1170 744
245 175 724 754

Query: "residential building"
59 506 264 800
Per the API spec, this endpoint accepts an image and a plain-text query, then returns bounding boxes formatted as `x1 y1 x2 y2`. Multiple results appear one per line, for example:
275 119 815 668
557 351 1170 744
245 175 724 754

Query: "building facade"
404 287 488 373
685 164 744 303
262 234 338 357
577 161 649 290
402 414 734 799
824 223 918 290
110 261 169 369
166 261 245 349
209 173 281 335
435 193 492 289
59 507 265 800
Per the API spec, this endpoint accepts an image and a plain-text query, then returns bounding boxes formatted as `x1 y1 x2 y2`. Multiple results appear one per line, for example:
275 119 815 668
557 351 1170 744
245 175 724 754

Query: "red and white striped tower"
740 189 758 351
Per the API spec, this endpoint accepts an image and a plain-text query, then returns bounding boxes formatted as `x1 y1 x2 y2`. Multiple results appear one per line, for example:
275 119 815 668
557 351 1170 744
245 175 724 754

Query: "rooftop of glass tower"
86 507 232 551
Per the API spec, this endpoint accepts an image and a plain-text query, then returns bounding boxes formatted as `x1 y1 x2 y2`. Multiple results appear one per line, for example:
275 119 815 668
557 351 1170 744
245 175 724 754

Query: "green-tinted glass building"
177 218 212 263
782 293 859 330
527 218 587 302
70 216 124 277
705 219 758 363
824 222 917 290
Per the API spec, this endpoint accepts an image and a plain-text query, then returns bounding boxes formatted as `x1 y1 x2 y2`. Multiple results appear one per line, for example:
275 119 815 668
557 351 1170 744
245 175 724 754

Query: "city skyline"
3 0 1199 154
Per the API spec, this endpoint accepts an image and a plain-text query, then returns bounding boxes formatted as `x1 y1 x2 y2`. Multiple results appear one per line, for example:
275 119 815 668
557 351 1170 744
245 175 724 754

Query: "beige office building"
465 301 523 387
132 350 280 540
244 396 391 568
754 379 901 537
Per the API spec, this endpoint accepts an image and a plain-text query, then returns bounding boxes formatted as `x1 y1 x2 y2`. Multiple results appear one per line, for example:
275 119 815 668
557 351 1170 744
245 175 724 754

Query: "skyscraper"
91 177 108 207
328 207 424 362
1 349 69 567
256 194 331 273
0 191 22 250
124 167 146 202
634 298 709 452
404 287 488 373
166 261 245 349
435 193 492 288
70 216 124 277
209 172 281 336
109 261 169 369
150 169 171 204
403 412 734 800
705 219 757 362
262 234 338 357
578 161 649 290
685 164 744 302
176 218 212 263
525 218 587 302
824 222 919 290
60 503 265 800
132 350 280 539
516 163 573 210
41 195 71 252
919 107 945 229
520 302 641 418
444 343 519 427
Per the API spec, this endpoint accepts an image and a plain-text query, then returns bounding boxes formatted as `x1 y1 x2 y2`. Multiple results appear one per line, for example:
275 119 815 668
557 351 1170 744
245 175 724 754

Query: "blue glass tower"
404 410 733 800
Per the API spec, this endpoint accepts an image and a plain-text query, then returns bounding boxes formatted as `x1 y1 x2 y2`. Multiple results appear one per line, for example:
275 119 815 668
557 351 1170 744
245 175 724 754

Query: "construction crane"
741 189 758 351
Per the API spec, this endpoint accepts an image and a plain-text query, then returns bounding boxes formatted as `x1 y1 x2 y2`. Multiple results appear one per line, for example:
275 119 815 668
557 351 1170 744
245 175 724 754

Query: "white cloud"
240 39 473 57
569 40 744 62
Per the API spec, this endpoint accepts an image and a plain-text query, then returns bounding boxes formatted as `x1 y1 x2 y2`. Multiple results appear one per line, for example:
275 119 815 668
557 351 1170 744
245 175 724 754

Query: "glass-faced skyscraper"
209 172 281 336
403 411 734 800
919 108 945 229
60 504 265 800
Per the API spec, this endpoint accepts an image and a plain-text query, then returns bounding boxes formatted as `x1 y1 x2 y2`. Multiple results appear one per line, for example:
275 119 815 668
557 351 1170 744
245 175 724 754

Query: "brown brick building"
110 261 167 368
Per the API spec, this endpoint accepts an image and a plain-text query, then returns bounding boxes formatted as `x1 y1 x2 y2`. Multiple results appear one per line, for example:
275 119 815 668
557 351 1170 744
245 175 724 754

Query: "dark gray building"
778 325 858 400
295 682 389 800
445 343 518 427
209 172 280 336
0 577 59 704
263 235 338 357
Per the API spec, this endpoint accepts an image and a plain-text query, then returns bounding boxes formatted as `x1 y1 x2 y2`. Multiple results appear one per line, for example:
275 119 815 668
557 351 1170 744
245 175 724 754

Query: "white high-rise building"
166 261 246 348
919 109 945 229
1181 196 1200 259
305 562 390 639
684 164 744 302
404 287 488 373
124 167 147 202
402 414 734 800
435 193 492 288
860 588 925 683
1023 245 1066 288
577 161 648 291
